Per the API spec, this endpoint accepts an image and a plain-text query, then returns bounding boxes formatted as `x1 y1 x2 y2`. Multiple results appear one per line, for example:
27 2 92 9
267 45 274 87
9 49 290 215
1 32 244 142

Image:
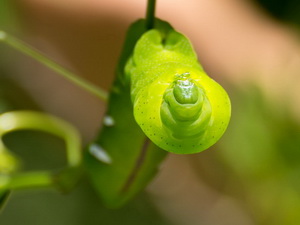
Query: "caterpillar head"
132 67 231 154
128 27 231 154
161 73 212 140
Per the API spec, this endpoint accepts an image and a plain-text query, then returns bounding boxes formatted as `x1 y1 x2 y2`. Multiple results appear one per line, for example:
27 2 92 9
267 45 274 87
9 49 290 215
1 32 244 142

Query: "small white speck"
103 115 115 127
89 144 112 164
0 31 6 40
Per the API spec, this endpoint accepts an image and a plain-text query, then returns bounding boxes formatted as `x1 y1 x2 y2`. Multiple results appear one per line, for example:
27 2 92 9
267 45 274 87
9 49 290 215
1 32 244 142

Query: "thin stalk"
145 0 157 29
0 30 108 102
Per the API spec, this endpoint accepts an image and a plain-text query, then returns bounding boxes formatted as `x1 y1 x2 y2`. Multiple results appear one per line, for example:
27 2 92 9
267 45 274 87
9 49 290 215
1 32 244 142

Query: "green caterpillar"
85 19 230 207
126 20 231 154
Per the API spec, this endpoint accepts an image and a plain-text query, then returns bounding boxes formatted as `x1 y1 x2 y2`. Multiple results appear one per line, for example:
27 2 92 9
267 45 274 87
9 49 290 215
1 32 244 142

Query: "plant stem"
0 30 108 102
145 0 157 29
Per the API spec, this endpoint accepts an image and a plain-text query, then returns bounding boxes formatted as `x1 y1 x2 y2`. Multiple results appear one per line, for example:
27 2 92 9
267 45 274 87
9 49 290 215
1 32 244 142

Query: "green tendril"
0 111 82 191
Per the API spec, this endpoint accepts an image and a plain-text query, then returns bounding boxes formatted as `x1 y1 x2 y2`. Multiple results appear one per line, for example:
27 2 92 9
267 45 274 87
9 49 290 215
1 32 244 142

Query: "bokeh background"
1 0 300 224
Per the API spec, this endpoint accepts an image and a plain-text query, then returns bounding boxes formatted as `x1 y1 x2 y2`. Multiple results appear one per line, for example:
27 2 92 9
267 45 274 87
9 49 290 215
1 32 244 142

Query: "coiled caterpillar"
126 20 231 154
85 19 230 207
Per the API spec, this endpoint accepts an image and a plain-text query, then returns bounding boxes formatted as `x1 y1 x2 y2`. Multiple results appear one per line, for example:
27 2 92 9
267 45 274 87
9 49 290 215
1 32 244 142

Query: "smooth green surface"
126 21 231 154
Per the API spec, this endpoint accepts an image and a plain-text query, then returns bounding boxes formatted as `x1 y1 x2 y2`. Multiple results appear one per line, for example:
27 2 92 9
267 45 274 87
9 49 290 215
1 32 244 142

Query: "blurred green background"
1 0 300 224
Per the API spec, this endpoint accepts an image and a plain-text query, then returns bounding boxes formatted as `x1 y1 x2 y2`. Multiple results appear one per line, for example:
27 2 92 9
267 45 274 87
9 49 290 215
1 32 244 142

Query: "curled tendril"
0 111 82 191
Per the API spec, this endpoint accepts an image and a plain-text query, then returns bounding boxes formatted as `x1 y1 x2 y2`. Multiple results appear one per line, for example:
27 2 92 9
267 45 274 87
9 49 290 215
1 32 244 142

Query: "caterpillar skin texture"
126 23 231 154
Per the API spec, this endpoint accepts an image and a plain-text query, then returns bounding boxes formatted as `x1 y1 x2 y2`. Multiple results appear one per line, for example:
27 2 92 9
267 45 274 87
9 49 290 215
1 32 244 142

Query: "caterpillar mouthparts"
161 73 212 140
173 73 199 105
